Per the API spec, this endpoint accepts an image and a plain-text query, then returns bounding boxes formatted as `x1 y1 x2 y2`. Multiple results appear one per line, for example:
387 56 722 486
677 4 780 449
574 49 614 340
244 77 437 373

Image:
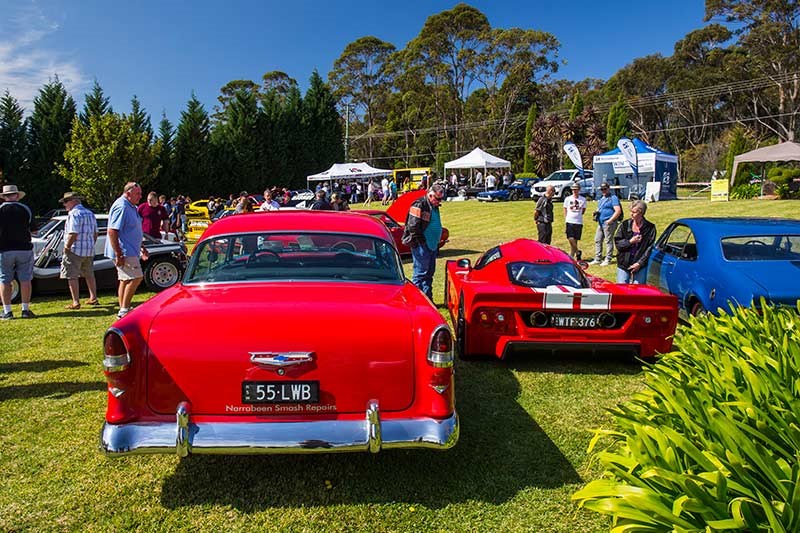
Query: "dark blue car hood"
730 260 800 305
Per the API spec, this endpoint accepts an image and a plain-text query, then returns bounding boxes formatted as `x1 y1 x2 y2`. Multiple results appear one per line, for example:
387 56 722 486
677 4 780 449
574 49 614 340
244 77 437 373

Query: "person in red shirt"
137 191 169 239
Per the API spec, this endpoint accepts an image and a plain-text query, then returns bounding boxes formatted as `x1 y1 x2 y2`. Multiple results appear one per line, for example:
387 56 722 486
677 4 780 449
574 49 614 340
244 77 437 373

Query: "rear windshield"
721 235 800 261
507 261 588 289
186 232 403 284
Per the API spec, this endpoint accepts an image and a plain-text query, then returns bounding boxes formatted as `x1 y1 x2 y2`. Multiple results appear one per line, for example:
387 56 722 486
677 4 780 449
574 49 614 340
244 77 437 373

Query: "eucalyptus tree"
79 80 112 126
58 113 159 209
329 36 396 159
706 0 800 141
0 91 27 184
173 94 212 196
402 3 491 154
261 71 297 104
605 54 676 151
26 78 76 213
475 27 559 156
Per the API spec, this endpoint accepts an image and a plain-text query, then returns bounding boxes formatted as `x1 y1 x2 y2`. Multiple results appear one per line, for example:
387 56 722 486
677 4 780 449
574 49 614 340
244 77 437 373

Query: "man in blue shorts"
105 182 148 318
0 185 36 319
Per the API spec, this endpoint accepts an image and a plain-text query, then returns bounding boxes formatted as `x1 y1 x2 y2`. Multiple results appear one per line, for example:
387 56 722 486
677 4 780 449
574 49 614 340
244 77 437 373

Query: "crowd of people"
0 171 660 320
534 181 656 284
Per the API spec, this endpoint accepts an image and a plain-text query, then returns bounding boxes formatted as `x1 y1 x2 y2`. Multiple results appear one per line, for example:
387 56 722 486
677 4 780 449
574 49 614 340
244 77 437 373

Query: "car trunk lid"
146 283 415 416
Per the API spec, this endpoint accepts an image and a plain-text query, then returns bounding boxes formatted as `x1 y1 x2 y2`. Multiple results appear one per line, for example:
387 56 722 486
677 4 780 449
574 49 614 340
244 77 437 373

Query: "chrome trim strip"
99 411 459 456
250 352 315 368
366 400 381 453
176 402 190 458
109 387 126 398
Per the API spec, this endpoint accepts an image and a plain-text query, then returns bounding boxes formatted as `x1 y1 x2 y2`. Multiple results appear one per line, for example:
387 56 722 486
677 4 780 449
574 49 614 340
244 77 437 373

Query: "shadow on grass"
436 248 481 259
0 380 106 401
160 361 580 510
44 306 117 319
503 351 644 376
0 360 89 373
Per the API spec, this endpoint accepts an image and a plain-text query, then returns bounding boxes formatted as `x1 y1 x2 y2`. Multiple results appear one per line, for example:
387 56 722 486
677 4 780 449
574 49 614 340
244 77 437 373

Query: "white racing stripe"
532 285 612 310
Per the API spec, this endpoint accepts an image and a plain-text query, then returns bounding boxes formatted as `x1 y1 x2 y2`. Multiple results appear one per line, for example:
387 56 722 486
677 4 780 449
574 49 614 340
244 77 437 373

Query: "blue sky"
1 0 708 123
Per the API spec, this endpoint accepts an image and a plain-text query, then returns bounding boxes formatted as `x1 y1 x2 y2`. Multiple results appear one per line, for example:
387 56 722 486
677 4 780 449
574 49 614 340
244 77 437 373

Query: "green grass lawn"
1 197 797 532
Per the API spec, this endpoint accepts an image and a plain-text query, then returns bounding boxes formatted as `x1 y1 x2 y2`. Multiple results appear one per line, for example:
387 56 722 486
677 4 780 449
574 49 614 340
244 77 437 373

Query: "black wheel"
510 191 521 201
690 300 707 317
144 257 181 291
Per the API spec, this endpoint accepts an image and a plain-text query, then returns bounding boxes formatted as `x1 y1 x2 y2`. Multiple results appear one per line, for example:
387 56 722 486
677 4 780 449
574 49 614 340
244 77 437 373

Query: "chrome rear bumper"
100 400 459 456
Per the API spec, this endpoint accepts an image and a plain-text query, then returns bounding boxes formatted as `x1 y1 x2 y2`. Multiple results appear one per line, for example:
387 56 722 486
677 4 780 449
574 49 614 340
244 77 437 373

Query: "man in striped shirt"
60 192 99 309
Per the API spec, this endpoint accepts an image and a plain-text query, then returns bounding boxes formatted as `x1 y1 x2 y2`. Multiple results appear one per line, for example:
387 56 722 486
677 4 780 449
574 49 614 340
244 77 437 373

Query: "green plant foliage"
730 183 760 199
515 172 538 179
573 302 800 531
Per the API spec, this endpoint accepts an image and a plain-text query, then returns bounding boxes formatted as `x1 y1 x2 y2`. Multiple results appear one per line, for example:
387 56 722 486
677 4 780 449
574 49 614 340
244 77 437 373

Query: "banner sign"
563 142 584 178
711 179 729 202
617 138 638 177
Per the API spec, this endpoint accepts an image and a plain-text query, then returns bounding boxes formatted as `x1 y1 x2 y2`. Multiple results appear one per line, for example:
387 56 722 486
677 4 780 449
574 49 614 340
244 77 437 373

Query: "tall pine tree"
153 112 175 194
523 103 538 174
173 93 211 196
606 95 629 148
302 71 344 182
26 78 77 213
129 95 153 142
79 80 112 126
0 91 27 185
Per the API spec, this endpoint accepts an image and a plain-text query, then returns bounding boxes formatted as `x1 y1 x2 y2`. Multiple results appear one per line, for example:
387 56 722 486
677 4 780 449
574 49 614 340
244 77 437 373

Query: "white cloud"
0 4 86 114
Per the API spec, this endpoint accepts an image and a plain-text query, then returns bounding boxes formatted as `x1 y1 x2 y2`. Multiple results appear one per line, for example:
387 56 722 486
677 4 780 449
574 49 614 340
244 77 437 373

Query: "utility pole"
343 102 353 162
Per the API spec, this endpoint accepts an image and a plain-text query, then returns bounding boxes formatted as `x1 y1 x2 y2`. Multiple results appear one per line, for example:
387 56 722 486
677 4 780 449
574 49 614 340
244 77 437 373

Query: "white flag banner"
563 142 584 178
617 138 638 176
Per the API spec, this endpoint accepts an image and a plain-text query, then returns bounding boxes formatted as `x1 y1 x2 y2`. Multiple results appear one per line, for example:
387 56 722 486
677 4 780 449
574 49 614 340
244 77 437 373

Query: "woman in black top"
614 200 656 284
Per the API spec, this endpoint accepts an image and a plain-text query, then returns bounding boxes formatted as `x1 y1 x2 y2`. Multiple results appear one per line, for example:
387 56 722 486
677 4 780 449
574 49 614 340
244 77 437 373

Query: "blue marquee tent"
592 138 679 200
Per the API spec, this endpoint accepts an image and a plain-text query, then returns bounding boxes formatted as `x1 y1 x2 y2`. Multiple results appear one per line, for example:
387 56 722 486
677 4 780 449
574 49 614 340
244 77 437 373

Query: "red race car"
444 239 678 360
355 209 449 255
101 211 458 456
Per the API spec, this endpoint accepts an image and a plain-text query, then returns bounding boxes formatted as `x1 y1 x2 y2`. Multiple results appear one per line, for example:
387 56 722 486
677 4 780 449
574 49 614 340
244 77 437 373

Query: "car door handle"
249 352 315 368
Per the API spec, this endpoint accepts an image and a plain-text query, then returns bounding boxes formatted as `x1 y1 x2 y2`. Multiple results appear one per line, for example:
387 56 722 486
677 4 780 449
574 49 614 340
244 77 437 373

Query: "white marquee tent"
444 147 510 170
306 162 392 188
730 141 800 185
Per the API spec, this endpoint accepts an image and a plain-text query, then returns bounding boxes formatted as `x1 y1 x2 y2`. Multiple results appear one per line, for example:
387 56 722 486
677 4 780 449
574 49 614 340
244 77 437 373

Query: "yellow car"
184 200 210 219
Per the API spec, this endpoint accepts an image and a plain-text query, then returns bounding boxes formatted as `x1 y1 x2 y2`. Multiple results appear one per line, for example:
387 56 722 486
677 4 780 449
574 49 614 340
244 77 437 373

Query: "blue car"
476 178 540 202
646 217 800 319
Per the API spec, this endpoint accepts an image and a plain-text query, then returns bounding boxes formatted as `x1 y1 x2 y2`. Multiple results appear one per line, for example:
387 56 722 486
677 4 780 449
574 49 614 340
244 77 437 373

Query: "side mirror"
457 258 471 269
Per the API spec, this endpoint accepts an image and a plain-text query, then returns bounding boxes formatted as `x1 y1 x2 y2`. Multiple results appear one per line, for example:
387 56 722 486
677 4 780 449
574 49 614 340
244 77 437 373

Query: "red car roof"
496 238 572 263
201 211 394 242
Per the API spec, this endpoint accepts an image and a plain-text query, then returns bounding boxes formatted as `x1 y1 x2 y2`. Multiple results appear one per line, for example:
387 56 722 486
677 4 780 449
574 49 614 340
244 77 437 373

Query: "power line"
349 71 800 143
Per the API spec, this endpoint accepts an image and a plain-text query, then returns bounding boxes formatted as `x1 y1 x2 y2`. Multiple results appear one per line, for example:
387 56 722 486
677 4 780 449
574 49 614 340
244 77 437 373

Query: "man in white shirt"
260 190 280 211
381 177 390 205
563 182 587 259
474 171 483 187
486 172 497 190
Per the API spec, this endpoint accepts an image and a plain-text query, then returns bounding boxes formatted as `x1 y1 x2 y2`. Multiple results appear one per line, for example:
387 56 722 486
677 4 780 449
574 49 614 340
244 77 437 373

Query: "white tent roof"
307 162 392 182
444 147 510 169
731 141 800 184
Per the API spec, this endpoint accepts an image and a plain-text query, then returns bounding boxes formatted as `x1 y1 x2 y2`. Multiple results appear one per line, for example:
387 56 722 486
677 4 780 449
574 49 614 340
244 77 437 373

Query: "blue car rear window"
721 235 800 261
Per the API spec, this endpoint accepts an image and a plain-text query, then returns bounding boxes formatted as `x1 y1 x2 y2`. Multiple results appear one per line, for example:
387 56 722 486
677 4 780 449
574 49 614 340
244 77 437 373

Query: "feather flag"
563 142 584 178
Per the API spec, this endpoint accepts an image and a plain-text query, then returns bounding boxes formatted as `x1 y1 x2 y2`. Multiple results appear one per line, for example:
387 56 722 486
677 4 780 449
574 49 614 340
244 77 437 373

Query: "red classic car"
444 239 678 360
355 209 449 255
101 211 458 456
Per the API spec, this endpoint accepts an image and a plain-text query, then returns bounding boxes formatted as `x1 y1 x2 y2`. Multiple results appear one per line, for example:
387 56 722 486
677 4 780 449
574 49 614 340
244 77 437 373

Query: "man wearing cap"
402 183 445 301
0 185 36 319
589 183 622 267
60 192 99 309
105 182 148 319
563 182 587 259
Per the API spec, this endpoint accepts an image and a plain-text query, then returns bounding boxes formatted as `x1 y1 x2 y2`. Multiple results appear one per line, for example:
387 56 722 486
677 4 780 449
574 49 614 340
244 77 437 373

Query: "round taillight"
599 312 616 328
530 311 548 327
495 313 506 323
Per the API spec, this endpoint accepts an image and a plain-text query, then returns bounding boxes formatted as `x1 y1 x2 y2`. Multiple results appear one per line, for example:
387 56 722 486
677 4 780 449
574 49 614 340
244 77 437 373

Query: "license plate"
549 314 599 329
242 381 319 404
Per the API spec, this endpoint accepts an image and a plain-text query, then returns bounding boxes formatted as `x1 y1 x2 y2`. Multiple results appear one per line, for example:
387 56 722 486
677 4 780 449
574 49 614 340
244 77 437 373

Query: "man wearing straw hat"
0 184 36 320
59 191 99 310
